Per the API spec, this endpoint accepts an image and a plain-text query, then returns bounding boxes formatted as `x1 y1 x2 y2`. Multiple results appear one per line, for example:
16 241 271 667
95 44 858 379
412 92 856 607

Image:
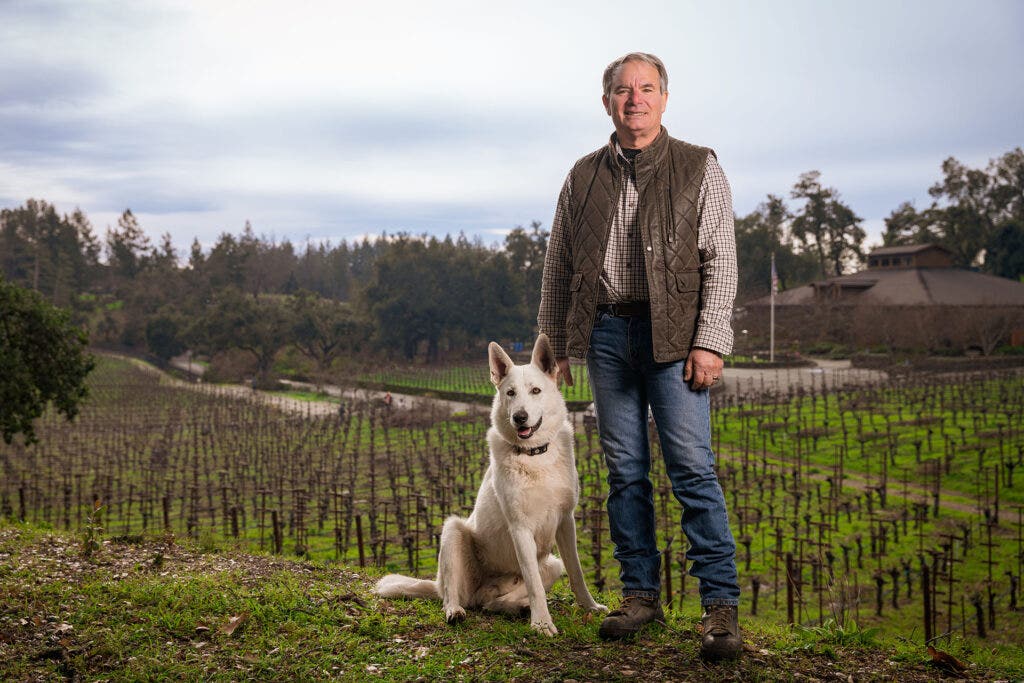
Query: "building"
742 244 1024 354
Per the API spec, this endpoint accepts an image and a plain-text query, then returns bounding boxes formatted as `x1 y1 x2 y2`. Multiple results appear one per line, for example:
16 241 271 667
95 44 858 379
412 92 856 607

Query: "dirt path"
716 359 888 399
125 354 488 418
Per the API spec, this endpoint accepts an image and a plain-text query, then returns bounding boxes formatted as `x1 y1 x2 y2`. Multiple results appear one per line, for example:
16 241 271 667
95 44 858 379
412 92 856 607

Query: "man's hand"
684 348 723 391
556 357 574 387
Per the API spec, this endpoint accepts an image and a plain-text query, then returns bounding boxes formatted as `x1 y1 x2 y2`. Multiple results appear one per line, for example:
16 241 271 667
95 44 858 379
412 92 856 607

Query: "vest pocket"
674 269 700 292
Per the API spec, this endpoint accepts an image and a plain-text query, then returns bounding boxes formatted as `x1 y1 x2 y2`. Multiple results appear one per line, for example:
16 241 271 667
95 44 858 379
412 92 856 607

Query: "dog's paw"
445 606 466 624
530 619 558 637
589 602 609 614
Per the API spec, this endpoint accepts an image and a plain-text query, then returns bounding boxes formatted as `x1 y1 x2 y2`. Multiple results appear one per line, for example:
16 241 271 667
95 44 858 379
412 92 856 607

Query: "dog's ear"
488 341 514 386
531 334 558 379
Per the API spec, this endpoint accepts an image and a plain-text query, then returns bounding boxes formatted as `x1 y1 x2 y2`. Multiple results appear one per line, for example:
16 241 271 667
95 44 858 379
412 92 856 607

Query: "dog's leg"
437 516 477 624
509 527 558 636
556 512 607 613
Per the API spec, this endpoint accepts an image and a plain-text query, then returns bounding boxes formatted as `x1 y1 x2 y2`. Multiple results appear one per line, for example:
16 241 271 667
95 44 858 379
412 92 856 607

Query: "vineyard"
2 356 1022 652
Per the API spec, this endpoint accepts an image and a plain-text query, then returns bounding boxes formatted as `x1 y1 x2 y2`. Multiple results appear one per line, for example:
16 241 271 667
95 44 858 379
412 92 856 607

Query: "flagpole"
770 252 776 363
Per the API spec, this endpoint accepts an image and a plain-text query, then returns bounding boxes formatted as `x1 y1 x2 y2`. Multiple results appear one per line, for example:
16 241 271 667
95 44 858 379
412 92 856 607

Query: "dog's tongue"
517 426 532 438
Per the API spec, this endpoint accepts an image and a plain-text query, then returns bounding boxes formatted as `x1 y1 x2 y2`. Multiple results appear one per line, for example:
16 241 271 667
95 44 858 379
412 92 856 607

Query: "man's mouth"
517 416 542 439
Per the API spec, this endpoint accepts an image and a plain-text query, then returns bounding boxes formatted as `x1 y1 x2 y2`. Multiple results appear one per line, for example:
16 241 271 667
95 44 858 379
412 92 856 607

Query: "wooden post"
356 514 366 568
922 561 932 643
786 552 795 625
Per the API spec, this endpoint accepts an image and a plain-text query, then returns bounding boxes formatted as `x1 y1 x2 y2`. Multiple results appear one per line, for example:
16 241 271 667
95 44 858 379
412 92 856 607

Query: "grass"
9 360 1024 643
2 523 1019 682
6 357 1024 673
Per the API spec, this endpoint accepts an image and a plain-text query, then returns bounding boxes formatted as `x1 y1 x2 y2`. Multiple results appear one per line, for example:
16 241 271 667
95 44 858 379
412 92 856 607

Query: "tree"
881 201 941 247
0 277 95 444
790 171 865 277
926 157 999 267
985 220 1024 281
735 195 821 303
290 292 365 389
105 209 152 282
0 200 100 305
504 221 549 321
988 147 1024 223
362 235 447 360
145 309 187 362
193 288 293 387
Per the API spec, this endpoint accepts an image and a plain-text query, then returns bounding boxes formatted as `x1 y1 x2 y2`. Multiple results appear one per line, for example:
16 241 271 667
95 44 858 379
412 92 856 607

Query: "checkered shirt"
540 146 737 357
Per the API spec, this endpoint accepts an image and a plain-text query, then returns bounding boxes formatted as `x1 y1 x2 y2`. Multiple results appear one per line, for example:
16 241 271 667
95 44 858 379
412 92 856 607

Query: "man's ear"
602 93 611 115
488 341 514 387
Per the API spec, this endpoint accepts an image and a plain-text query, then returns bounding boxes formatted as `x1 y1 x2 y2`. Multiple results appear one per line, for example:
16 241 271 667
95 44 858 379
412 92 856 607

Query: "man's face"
602 60 668 147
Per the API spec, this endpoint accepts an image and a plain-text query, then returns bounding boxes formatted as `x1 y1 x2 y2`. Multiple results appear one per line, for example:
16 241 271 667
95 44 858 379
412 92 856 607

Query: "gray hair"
602 52 668 98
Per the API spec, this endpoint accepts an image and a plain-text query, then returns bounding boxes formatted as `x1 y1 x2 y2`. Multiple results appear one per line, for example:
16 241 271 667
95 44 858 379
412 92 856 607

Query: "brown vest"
564 128 710 362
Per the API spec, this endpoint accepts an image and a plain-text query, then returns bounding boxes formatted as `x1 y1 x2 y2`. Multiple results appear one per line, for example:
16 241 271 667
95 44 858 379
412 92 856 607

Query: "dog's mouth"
516 416 542 439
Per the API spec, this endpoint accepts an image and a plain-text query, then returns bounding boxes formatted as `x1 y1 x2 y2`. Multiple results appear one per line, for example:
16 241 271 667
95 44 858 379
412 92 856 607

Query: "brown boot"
700 604 742 661
598 595 664 640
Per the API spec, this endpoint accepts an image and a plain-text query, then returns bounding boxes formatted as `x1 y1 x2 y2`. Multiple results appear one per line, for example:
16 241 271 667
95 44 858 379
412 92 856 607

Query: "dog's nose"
512 410 529 426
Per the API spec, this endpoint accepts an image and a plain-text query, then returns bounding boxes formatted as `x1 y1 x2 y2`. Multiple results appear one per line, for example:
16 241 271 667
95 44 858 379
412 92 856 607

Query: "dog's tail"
374 574 440 599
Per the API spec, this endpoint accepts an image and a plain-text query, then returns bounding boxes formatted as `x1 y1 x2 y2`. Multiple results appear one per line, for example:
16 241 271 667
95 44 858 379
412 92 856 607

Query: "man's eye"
530 387 541 395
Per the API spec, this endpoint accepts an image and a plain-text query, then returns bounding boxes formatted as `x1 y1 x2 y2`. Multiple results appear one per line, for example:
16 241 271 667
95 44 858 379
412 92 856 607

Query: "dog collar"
513 443 549 457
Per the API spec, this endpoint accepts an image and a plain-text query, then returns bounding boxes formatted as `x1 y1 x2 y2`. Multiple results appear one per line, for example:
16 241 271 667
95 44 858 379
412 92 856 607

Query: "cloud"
1 0 1021 260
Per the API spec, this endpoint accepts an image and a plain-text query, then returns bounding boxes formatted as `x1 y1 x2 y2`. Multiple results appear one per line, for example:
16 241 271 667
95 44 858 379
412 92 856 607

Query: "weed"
793 619 882 648
80 500 104 558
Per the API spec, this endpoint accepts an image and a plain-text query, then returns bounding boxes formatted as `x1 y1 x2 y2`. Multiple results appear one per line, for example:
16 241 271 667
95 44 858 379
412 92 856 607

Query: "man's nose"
627 88 642 105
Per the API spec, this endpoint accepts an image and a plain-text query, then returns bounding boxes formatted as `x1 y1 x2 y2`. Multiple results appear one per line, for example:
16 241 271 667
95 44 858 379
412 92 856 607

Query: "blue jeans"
586 311 739 606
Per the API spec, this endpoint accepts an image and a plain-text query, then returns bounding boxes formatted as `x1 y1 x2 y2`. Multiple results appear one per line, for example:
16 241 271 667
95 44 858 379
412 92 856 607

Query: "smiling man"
538 52 742 661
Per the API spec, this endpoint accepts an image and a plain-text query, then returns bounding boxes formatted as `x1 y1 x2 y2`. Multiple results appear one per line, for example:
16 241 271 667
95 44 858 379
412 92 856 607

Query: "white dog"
374 334 606 635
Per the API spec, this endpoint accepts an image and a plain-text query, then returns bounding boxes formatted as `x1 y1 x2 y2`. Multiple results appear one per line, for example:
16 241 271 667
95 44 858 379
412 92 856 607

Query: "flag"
771 252 779 295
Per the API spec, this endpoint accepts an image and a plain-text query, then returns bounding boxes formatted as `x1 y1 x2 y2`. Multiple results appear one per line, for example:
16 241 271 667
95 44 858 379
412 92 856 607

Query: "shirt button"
646 246 652 251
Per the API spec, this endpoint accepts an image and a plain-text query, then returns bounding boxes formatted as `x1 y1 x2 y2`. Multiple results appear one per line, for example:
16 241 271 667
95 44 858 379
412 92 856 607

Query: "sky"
1 0 1022 257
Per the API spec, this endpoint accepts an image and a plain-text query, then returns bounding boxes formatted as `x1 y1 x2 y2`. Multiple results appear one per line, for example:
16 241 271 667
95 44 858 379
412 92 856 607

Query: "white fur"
374 334 606 636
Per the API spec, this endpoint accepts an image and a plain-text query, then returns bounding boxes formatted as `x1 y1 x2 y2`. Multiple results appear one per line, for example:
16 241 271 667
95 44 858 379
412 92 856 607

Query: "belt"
597 301 650 318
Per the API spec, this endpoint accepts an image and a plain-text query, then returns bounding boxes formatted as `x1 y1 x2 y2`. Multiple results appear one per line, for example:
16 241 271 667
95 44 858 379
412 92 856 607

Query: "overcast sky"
2 0 1022 256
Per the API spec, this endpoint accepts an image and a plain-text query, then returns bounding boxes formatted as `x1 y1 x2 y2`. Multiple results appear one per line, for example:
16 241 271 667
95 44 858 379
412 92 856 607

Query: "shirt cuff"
691 329 732 357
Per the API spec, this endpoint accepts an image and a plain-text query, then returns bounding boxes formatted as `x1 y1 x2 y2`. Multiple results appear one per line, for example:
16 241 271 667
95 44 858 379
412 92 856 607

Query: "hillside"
1 524 1017 682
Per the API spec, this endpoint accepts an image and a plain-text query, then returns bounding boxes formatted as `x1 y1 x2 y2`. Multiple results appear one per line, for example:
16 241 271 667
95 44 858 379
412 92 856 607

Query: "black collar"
513 443 549 457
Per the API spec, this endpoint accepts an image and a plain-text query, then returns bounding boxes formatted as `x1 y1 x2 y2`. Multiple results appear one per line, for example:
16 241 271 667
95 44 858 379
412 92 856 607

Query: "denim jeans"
586 310 739 606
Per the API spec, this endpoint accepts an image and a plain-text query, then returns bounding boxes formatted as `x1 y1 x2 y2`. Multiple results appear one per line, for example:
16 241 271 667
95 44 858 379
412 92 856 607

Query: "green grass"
3 523 1019 681
282 390 339 403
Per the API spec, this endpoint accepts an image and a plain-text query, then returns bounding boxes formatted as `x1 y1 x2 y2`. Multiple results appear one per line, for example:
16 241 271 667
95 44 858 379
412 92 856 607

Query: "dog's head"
488 334 565 447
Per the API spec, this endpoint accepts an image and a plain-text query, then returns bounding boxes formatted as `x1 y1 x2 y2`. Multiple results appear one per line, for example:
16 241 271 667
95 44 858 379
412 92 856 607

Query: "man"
538 52 742 661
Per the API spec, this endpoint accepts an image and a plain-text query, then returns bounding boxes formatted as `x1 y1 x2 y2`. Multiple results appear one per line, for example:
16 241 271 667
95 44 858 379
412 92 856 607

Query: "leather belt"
597 301 651 318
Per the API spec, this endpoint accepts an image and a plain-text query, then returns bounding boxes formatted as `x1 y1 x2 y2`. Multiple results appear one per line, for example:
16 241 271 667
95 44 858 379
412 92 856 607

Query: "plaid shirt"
540 144 737 357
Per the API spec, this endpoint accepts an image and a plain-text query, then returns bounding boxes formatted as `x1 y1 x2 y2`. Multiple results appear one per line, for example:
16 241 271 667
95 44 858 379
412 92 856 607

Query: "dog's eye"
530 387 541 395
506 389 515 397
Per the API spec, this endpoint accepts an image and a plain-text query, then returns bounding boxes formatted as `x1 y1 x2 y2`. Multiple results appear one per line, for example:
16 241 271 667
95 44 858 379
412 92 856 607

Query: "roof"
868 244 954 257
747 267 1024 308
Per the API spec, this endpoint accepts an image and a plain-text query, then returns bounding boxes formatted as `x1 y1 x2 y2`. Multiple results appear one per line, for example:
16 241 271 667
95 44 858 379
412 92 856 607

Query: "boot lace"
611 596 650 616
704 605 733 636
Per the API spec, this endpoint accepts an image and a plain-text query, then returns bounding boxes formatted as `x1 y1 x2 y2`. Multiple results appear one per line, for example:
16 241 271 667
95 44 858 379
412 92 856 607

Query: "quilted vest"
564 127 710 362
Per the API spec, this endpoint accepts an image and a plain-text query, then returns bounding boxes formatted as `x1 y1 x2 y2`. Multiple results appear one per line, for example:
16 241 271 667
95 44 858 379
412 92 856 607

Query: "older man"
538 52 741 661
